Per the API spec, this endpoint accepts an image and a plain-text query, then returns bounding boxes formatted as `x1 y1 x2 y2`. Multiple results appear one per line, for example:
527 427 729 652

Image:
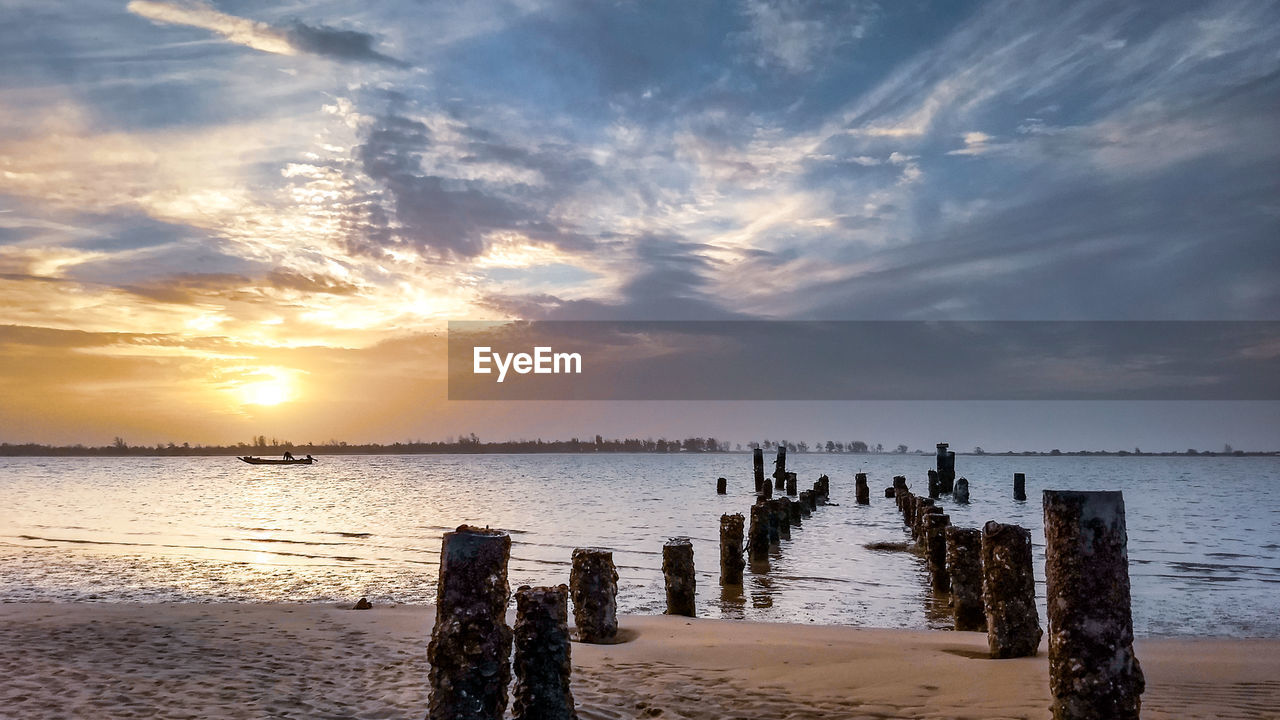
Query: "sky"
0 0 1277 450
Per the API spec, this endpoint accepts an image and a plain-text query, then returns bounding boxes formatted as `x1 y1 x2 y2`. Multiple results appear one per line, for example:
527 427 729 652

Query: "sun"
231 367 300 407
239 379 290 406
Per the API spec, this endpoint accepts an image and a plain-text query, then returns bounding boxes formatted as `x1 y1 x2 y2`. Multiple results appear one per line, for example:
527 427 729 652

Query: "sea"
1 453 1277 637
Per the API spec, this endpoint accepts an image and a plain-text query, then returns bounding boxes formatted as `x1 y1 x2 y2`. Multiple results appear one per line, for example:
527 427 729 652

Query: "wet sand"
1 602 1276 719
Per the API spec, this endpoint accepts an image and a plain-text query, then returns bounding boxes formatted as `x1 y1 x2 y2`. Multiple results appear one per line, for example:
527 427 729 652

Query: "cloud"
127 0 405 66
738 0 878 73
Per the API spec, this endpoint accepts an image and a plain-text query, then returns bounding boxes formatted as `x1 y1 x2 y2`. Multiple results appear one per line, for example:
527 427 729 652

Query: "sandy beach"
0 603 1275 719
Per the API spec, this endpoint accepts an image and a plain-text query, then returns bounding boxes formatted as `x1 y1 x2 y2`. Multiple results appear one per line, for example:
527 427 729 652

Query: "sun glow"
232 367 300 407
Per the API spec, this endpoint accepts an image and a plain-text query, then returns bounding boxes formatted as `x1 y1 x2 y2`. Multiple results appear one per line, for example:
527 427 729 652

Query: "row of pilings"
891 463 1143 719
424 445 1143 720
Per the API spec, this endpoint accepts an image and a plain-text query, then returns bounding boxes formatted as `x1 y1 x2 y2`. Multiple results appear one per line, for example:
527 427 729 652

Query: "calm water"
1 454 1278 636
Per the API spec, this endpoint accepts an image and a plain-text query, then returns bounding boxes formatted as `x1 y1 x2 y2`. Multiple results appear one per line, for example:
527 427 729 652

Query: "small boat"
238 456 314 465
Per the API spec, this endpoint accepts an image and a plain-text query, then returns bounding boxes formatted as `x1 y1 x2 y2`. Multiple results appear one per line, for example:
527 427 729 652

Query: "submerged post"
719 513 745 586
569 548 618 643
1014 472 1027 501
954 477 970 504
1043 490 1144 720
981 521 1043 658
427 525 513 720
753 448 765 493
946 526 985 631
855 472 870 505
748 504 770 565
663 537 696 617
512 585 576 720
924 513 951 592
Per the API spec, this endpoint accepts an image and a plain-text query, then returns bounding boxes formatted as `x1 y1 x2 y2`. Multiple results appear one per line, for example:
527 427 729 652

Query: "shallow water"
1 453 1277 636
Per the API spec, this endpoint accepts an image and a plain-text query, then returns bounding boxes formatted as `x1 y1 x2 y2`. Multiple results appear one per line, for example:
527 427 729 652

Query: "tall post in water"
954 477 970 504
1043 491 1144 720
1013 472 1027 501
924 513 951 592
427 526 513 720
893 476 909 508
716 477 727 494
798 490 813 516
773 444 787 490
662 538 696 617
855 472 870 505
719 513 746 587
759 476 772 500
787 498 803 527
927 469 941 499
748 504 770 566
512 585 576 720
785 473 798 496
946 526 985 631
911 497 936 541
936 442 956 493
981 521 1043 658
569 548 618 643
753 448 765 493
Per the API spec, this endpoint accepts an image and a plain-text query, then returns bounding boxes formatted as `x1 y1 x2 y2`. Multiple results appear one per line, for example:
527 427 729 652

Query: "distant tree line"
0 437 1272 457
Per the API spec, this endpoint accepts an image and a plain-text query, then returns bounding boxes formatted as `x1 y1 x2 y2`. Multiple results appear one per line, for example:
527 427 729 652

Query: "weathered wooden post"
773 445 787 490
916 504 942 549
884 486 895 497
569 548 618 643
772 498 791 541
1043 490 1144 720
716 476 727 494
763 499 781 545
785 473 798 496
911 497 936 540
663 537 696 617
427 526 513 720
753 448 765 493
512 585 576 720
797 490 813 516
981 521 1043 658
936 442 956 493
748 503 770 566
946 526 985 631
901 492 916 526
954 477 970 504
893 476 908 508
719 513 746 587
924 513 951 592
927 469 941 499
855 472 870 505
759 475 772 500
787 498 803 527
1013 472 1027 501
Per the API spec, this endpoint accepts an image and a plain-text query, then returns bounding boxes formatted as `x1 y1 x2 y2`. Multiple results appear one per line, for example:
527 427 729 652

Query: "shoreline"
2 602 1277 719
